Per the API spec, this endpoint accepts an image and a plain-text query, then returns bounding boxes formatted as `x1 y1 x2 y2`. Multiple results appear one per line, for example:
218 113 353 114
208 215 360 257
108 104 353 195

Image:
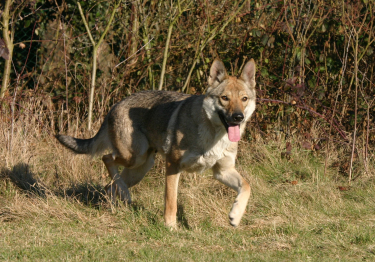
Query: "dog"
56 58 256 228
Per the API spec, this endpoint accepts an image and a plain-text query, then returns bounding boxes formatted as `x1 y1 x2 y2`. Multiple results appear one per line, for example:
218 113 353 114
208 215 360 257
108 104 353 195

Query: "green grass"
1 206 374 261
1 130 375 261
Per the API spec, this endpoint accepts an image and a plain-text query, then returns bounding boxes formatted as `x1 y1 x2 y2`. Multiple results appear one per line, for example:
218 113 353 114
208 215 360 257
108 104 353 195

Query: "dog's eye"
221 96 229 101
242 97 248 102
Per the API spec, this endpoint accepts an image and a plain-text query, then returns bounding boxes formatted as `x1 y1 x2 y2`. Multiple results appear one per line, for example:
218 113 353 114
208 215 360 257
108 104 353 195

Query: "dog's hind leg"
103 149 156 204
212 157 251 227
102 154 132 203
120 149 156 188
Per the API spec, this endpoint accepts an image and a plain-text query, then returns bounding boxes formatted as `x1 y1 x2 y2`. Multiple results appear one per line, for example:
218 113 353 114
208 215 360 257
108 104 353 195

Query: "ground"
1 129 374 261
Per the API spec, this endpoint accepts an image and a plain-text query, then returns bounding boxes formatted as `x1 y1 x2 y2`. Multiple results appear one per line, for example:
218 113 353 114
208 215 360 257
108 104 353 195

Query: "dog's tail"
55 118 111 156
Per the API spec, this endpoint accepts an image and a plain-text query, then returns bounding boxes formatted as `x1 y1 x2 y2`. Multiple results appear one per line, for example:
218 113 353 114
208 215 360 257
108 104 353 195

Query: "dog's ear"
208 59 228 90
240 59 256 89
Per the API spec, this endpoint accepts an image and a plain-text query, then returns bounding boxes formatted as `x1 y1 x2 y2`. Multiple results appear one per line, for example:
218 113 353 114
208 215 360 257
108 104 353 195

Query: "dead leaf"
314 144 321 150
282 142 292 160
0 38 10 60
301 141 312 150
338 186 350 191
286 142 292 153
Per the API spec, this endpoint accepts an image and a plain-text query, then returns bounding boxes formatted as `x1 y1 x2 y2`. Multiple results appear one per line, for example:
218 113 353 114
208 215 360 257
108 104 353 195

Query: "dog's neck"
198 99 232 152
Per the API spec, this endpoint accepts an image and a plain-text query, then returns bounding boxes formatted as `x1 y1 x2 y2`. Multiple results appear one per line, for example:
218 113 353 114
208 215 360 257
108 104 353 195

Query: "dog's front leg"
164 160 180 229
213 158 251 227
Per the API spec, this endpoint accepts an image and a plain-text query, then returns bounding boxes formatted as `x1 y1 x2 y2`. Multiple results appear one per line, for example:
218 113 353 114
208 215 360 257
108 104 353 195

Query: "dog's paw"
229 201 244 227
118 192 132 205
105 182 131 204
229 211 241 227
165 218 178 230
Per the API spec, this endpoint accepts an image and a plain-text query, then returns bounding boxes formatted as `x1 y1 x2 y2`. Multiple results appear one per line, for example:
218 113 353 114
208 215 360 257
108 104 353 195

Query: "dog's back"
57 91 191 157
56 58 257 228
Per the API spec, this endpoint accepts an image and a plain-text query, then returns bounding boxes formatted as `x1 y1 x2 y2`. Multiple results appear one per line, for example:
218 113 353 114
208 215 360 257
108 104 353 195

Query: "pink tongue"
228 125 240 142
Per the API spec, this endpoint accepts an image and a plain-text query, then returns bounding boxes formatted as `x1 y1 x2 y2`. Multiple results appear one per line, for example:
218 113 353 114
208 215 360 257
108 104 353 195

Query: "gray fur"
56 118 111 155
56 59 257 228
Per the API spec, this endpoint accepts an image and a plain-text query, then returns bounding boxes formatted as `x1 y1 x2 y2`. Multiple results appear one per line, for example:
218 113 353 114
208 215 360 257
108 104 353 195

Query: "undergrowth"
0 109 374 261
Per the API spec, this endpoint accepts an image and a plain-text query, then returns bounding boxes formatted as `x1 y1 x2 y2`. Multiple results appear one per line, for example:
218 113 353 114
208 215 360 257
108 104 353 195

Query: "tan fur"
56 58 257 228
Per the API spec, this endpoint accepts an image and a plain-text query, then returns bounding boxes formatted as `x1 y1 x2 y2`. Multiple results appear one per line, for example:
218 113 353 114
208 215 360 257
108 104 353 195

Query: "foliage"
0 0 375 177
0 1 375 259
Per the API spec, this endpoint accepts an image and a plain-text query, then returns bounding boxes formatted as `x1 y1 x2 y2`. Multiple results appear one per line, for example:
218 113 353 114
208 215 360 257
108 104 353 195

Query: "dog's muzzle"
232 113 244 122
218 112 244 142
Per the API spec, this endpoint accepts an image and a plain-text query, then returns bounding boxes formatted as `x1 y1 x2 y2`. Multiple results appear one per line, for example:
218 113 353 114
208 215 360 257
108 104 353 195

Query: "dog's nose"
232 113 244 122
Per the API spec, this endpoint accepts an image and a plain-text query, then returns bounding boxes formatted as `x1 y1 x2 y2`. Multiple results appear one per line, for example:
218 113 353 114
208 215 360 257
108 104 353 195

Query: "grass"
1 113 375 261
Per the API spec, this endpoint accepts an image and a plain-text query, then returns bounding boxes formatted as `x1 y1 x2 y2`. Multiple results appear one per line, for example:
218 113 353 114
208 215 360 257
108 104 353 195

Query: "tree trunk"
1 0 14 98
129 2 139 66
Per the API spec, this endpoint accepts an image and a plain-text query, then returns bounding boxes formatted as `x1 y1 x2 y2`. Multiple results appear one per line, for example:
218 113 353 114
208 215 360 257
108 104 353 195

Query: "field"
1 0 375 260
1 117 374 262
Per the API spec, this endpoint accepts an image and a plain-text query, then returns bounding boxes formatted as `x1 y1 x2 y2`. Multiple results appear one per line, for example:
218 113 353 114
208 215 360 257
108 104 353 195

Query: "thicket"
0 0 374 183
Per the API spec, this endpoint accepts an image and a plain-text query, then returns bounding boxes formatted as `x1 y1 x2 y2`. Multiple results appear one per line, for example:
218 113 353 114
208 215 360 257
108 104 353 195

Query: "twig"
115 37 154 68
77 1 120 131
324 28 352 177
158 0 192 90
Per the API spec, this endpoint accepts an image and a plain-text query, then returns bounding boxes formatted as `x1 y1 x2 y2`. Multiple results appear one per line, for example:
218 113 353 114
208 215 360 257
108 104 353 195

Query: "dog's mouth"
218 112 241 142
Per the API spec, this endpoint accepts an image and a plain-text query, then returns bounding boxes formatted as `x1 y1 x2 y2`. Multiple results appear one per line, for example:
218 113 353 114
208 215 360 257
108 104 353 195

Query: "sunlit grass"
1 118 375 261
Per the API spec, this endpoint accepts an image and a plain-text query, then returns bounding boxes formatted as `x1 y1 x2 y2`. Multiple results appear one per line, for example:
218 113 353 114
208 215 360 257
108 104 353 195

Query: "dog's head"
204 58 256 142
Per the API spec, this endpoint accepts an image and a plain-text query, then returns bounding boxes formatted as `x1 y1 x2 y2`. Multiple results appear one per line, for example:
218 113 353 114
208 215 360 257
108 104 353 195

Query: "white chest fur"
179 126 233 173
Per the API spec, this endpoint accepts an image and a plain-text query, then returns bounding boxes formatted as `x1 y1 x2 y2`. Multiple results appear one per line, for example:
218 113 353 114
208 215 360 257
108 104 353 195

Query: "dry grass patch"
1 114 375 261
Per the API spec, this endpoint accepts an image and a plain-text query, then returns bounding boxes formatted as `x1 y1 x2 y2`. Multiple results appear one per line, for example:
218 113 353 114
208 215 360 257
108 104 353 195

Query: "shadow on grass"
177 203 191 229
0 163 46 197
0 163 107 208
1 163 192 228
